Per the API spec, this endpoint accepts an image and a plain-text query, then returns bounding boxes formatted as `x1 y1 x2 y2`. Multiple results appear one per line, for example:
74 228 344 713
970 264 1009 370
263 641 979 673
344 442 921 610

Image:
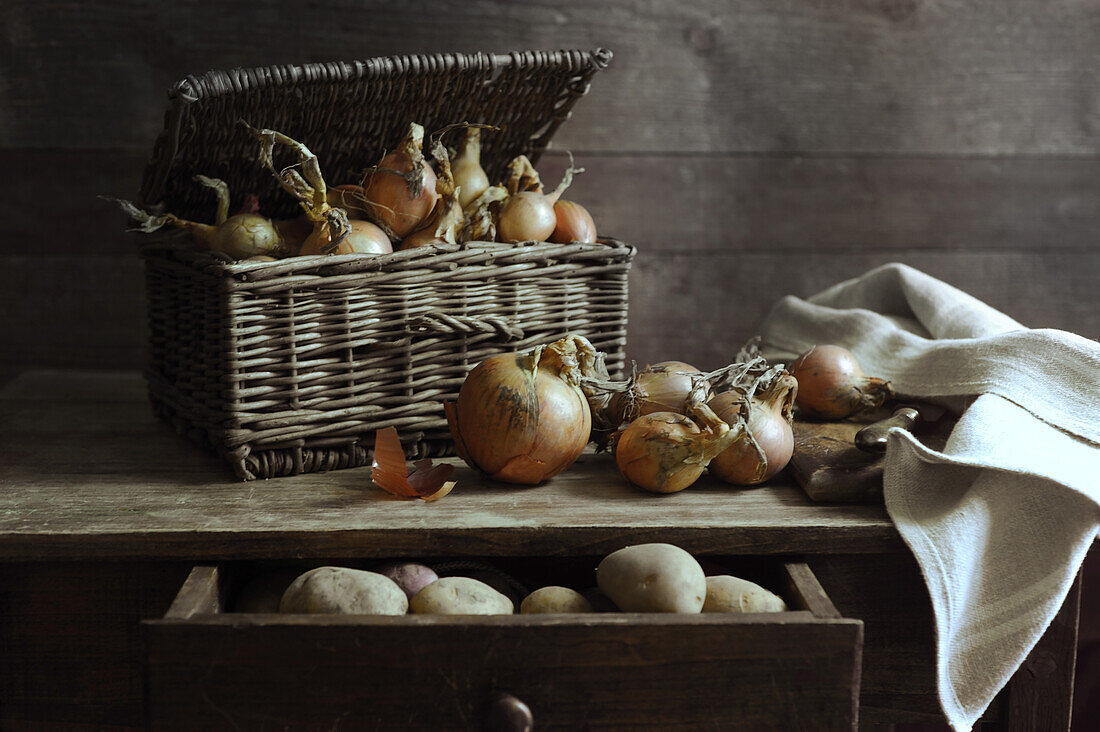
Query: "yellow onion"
608 361 708 427
789 345 893 419
362 123 438 238
549 200 597 244
275 215 315 250
400 140 463 250
106 179 291 261
326 184 370 219
708 373 797 485
445 335 601 485
497 155 580 243
299 218 392 256
453 126 490 209
615 407 740 494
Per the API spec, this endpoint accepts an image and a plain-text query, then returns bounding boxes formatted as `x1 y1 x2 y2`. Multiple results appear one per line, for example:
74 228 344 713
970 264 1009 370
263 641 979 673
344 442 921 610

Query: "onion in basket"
362 122 439 239
452 125 491 209
103 175 292 260
400 142 464 250
445 335 606 484
549 200 597 244
497 155 582 243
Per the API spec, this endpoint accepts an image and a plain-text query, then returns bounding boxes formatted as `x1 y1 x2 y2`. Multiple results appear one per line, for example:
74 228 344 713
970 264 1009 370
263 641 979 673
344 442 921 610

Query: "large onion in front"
445 335 601 484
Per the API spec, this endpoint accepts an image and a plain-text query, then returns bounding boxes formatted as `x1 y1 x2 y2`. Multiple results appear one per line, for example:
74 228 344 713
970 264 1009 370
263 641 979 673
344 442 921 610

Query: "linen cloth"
759 263 1100 731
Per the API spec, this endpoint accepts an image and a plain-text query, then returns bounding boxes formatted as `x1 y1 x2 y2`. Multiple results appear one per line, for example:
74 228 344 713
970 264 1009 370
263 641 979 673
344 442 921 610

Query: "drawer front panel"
146 561 862 730
147 616 859 730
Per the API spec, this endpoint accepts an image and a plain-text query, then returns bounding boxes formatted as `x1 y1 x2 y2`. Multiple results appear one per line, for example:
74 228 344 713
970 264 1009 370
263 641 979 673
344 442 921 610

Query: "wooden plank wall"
2 0 1098 378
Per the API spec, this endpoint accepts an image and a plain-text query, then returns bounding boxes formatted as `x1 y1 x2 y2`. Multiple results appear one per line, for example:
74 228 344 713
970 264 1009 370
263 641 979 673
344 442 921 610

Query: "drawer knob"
487 692 533 732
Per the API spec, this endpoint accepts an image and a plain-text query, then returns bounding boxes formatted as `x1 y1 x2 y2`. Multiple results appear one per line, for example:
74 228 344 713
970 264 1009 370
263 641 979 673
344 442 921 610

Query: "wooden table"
0 371 1080 730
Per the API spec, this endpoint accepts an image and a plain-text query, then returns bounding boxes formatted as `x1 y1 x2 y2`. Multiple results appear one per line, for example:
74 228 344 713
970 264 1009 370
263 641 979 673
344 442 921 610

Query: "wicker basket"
138 49 634 480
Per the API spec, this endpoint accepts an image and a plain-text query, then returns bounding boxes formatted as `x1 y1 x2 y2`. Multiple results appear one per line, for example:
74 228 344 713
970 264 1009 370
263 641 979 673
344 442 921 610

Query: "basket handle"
408 313 524 341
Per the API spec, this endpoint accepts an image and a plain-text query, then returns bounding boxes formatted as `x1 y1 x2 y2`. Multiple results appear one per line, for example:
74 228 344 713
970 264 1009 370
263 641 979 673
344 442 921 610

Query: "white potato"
410 576 514 615
596 543 706 613
703 575 788 613
279 567 408 615
520 586 594 614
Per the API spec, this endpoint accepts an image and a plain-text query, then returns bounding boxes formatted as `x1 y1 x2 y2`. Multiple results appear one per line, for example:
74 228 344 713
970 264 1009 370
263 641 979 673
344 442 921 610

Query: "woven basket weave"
138 49 633 480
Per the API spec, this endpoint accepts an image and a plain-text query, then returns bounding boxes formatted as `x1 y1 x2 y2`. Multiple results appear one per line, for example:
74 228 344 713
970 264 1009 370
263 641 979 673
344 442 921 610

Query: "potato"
410 576 514 615
279 567 408 615
376 562 439 602
596 543 706 613
703 575 788 613
520 586 594 614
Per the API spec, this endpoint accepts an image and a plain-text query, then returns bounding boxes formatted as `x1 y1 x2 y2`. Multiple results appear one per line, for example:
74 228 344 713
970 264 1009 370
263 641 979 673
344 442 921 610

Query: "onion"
459 185 508 244
789 345 893 419
608 361 708 427
275 215 315 250
497 155 581 243
249 126 368 258
362 122 438 238
326 184 370 219
105 179 291 261
400 141 464 250
444 335 602 484
299 218 392 256
614 406 741 494
708 372 797 485
549 200 597 244
452 126 490 209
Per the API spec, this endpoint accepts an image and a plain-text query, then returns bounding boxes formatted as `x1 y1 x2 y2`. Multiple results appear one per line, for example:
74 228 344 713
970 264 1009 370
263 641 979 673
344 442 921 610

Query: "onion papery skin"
708 388 795 485
789 345 892 419
453 127 490 210
608 361 705 426
298 219 392 256
450 350 592 485
326 185 371 219
498 192 558 243
549 200 597 244
213 213 289 259
615 412 708 493
399 226 443 250
363 152 439 238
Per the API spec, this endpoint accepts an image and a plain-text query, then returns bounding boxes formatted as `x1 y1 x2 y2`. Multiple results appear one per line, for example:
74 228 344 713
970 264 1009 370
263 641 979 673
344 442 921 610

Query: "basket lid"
140 49 612 220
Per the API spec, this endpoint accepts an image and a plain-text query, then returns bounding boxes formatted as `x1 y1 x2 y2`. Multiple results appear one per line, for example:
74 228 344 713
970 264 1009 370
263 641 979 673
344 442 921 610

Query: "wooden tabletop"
0 371 900 561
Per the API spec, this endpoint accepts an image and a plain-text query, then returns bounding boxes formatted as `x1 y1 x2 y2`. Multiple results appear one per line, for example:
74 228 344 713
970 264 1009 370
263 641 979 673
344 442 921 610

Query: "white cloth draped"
759 263 1100 731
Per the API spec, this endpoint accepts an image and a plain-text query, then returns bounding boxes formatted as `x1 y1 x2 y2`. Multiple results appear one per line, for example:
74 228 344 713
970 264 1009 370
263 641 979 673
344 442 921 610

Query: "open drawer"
145 558 863 730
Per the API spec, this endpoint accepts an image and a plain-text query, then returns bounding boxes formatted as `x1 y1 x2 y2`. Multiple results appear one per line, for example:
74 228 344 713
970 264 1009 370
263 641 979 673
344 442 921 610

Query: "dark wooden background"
2 0 1098 728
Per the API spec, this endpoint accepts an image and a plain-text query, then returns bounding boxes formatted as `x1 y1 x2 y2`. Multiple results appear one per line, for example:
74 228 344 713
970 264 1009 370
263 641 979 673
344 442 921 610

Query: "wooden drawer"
145 558 863 730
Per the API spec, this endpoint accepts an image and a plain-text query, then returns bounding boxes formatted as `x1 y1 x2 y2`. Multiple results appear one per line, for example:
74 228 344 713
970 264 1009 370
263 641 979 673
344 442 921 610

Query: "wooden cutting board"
790 408 951 503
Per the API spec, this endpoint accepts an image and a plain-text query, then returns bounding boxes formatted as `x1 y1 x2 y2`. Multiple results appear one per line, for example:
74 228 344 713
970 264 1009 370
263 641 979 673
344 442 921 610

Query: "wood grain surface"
3 0 1100 377
0 371 901 560
4 0 1100 155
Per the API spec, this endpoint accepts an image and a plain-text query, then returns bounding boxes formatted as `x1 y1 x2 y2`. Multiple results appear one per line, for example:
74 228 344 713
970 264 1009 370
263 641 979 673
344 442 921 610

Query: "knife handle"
854 407 921 453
